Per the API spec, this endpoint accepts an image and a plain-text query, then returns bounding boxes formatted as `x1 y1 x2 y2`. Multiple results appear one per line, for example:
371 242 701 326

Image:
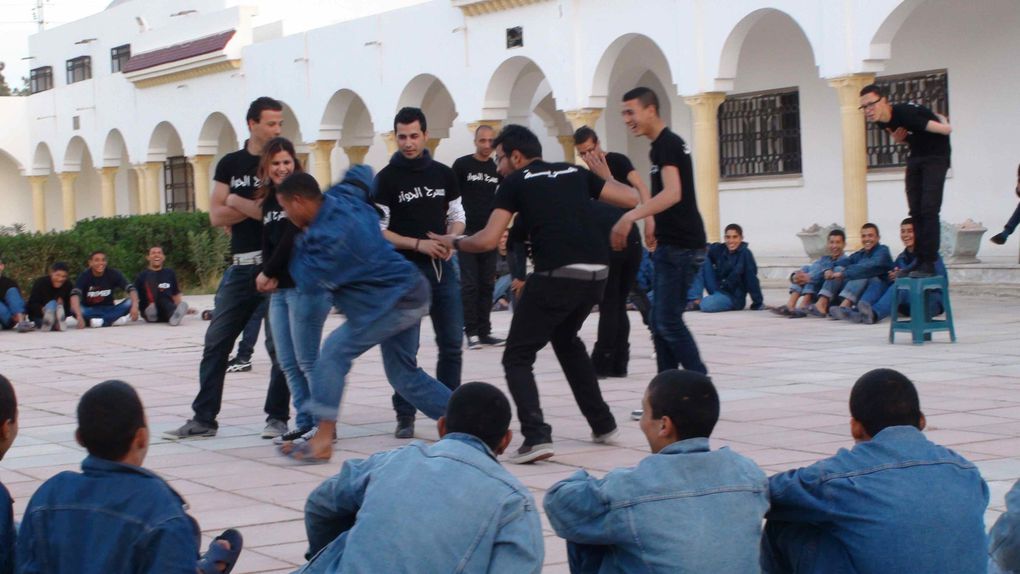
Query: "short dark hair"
276 172 322 200
88 250 106 260
724 223 743 236
148 245 164 254
849 368 923 436
859 84 886 99
474 124 494 138
622 86 660 115
572 126 598 146
647 370 720 440
444 382 511 451
51 261 69 272
246 96 283 124
828 229 846 241
0 375 15 425
77 380 146 461
493 124 542 161
862 222 880 235
900 217 914 227
394 107 427 133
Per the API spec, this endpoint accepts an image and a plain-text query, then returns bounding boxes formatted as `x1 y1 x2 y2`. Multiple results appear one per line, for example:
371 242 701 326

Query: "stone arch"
480 57 571 160
147 121 185 162
716 8 819 91
590 34 677 108
63 136 91 173
319 89 375 146
396 74 457 140
102 129 129 168
867 0 928 64
0 148 32 230
197 112 238 156
279 101 306 148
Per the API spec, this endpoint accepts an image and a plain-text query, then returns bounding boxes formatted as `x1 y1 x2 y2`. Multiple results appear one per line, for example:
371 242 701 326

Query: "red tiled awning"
123 30 235 73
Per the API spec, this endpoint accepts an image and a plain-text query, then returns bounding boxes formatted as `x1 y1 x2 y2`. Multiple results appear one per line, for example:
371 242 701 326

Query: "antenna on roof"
32 0 49 32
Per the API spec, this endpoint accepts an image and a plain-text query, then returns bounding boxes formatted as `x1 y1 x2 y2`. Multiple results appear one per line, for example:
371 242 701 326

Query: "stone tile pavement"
1 287 1019 572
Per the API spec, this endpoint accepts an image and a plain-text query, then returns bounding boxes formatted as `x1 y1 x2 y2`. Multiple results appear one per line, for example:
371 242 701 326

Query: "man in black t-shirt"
166 97 291 441
374 107 465 440
134 246 188 326
574 126 651 378
860 84 952 277
613 88 708 397
431 124 639 464
71 251 139 328
27 261 73 331
452 125 504 350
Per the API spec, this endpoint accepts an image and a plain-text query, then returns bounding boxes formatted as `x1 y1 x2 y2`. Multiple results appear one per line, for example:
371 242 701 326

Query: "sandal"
280 440 331 465
197 529 243 574
770 305 791 316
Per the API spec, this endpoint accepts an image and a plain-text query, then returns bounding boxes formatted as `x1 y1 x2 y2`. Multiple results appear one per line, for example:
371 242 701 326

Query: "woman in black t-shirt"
254 137 333 446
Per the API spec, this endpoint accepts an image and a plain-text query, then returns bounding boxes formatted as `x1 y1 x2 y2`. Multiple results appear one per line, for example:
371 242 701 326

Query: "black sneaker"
477 334 505 347
273 425 315 445
465 335 482 350
394 417 415 439
507 442 554 464
991 231 1009 245
226 356 252 373
164 419 217 440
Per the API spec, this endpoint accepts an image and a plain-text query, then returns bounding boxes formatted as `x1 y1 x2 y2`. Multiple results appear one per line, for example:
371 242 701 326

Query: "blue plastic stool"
889 276 956 344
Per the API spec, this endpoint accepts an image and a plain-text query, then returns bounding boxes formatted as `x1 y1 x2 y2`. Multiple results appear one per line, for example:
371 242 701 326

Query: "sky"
0 0 109 89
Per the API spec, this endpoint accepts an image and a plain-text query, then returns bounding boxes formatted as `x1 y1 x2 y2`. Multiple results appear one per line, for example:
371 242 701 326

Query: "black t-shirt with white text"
876 103 951 159
590 152 640 246
214 146 263 255
74 269 130 307
260 188 297 289
452 155 501 233
649 129 706 249
493 160 608 271
134 268 180 308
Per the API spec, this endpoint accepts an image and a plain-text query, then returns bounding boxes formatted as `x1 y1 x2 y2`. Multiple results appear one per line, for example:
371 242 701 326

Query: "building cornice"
130 60 240 89
452 0 552 17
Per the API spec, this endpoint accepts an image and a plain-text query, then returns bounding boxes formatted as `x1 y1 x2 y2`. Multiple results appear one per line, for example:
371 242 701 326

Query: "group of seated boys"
2 365 1015 573
773 218 946 324
0 246 188 333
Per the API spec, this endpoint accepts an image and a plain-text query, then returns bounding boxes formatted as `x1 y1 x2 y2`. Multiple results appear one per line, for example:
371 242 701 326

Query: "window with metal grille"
718 88 801 179
866 70 949 169
30 66 52 93
164 156 195 213
66 56 92 84
111 44 131 73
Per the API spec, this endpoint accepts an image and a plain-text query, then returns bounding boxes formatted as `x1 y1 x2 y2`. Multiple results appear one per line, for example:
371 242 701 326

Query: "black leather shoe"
394 417 415 439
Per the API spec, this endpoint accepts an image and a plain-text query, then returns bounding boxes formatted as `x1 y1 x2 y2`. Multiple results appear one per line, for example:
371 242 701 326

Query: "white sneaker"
169 301 188 326
65 316 78 329
90 318 105 328
112 316 129 327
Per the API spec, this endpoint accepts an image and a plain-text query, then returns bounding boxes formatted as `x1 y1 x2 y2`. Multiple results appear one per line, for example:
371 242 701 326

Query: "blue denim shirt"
768 426 988 573
290 165 423 328
990 479 1020 573
544 438 769 573
16 456 199 574
799 253 842 284
298 433 543 573
835 243 894 280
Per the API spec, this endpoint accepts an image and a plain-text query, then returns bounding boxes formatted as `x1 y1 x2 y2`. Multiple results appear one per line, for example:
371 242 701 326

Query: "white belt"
232 251 262 266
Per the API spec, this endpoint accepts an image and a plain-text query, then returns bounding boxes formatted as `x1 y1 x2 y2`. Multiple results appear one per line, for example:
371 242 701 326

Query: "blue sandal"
279 440 331 465
197 529 243 574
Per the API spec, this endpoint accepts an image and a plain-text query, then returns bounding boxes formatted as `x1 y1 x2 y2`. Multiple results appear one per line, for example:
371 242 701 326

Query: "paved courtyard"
1 287 1018 572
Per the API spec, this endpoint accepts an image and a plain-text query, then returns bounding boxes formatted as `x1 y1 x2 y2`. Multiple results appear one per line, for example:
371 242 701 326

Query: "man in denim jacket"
763 368 988 573
544 370 769 573
17 380 241 574
773 229 845 316
295 382 543 573
805 223 894 319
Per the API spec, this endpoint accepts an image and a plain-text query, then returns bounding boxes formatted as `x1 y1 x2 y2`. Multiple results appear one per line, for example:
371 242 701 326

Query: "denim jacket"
16 456 200 574
290 165 423 327
705 242 763 309
298 433 543 573
835 243 894 280
797 253 842 285
544 438 769 573
990 479 1020 573
768 426 988 573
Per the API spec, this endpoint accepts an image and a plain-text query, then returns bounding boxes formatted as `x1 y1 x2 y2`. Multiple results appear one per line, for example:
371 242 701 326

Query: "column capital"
467 120 502 135
563 108 603 132
58 171 79 186
309 139 336 153
381 131 397 155
683 91 727 111
827 74 876 106
188 154 215 168
144 160 163 171
27 175 49 186
343 145 370 165
99 166 119 177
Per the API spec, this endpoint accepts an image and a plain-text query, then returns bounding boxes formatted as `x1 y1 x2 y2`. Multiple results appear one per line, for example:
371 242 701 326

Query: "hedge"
0 212 230 294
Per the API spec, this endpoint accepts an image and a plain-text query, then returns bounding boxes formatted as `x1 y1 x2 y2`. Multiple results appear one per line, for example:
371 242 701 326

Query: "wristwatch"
453 235 467 250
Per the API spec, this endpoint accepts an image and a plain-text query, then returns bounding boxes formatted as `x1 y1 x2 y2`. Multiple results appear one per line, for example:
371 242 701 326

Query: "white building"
2 0 1018 257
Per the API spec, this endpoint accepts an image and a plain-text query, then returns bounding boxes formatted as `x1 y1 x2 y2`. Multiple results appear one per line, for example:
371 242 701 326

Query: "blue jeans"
762 520 855 574
651 246 707 374
393 257 463 419
0 287 26 328
307 276 452 423
81 299 131 326
688 259 739 313
269 288 332 430
867 281 943 322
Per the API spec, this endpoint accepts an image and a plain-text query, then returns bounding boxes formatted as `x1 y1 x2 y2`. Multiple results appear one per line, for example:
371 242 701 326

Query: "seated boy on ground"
773 229 845 316
71 251 139 328
990 478 1020 573
0 375 19 574
798 223 893 319
544 370 769 573
686 223 764 313
0 255 34 332
851 217 947 324
16 380 243 574
762 368 988 573
134 246 189 326
26 262 74 331
295 382 542 573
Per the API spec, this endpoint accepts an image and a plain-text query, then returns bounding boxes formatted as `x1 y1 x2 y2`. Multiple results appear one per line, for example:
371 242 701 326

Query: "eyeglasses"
858 99 882 111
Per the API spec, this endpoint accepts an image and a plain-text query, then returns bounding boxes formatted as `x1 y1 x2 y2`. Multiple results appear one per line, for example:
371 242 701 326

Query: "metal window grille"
29 66 52 93
718 89 801 178
164 156 195 213
65 56 92 84
110 44 131 73
866 70 949 169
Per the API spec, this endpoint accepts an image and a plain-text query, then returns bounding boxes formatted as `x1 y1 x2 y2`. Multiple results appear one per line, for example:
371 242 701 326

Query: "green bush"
0 212 230 293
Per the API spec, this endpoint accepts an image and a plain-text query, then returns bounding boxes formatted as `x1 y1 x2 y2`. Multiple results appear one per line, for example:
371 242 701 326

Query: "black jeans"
192 264 290 426
502 274 616 445
905 156 949 265
236 297 268 361
593 242 642 362
146 296 177 323
459 249 498 337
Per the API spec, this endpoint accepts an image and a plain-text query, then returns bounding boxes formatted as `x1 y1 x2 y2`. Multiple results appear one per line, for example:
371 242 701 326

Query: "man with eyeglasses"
858 84 951 278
